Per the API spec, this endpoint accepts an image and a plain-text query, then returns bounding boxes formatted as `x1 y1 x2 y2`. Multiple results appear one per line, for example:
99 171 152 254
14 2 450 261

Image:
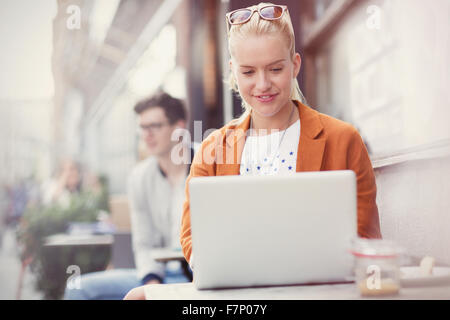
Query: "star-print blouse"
239 119 301 176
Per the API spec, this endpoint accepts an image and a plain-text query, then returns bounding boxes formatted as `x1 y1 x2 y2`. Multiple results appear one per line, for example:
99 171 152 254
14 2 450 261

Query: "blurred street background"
0 0 449 299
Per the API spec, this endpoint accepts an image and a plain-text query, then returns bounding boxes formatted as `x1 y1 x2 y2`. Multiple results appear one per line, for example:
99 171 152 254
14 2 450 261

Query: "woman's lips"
255 93 277 103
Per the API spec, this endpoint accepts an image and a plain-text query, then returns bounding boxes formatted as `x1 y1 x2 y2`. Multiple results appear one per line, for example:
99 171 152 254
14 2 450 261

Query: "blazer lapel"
216 113 251 176
216 101 326 175
295 101 326 172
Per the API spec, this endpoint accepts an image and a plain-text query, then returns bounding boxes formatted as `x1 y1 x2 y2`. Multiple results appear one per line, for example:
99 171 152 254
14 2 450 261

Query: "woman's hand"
123 285 147 300
123 279 161 300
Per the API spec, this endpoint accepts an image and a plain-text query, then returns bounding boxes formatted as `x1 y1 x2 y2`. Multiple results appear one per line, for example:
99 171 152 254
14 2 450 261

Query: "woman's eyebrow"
239 59 286 68
267 59 286 66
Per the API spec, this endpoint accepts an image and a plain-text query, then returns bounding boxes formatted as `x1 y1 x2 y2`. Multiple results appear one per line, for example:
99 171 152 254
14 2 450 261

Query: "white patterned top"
240 119 301 176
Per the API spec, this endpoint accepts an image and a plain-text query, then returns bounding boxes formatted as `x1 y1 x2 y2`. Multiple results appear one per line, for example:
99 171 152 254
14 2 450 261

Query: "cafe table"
143 270 450 300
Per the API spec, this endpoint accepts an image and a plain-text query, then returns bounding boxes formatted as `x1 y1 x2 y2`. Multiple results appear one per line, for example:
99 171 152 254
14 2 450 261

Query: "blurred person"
0 183 10 247
41 159 82 208
4 177 38 226
125 2 381 299
65 91 195 300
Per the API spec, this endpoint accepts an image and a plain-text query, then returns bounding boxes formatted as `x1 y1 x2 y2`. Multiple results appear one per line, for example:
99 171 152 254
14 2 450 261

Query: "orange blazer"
180 101 382 263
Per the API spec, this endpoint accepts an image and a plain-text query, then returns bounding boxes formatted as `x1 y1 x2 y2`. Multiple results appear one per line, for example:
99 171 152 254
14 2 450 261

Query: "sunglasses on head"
226 4 287 26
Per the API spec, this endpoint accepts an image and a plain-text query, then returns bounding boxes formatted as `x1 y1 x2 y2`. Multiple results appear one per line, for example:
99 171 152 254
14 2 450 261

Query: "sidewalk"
0 226 43 300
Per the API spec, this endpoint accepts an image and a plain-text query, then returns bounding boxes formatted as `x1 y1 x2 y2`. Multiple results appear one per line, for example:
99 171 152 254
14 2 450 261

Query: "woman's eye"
242 70 254 75
271 68 282 72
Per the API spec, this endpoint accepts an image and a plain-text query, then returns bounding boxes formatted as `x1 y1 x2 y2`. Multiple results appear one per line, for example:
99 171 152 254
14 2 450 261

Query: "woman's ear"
292 53 301 78
229 59 238 91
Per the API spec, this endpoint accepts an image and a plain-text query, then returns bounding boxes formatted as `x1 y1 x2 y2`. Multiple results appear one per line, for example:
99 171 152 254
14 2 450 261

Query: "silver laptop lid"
189 170 357 289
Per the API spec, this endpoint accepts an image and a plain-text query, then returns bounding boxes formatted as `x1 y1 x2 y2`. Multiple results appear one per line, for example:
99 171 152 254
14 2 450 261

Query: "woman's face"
230 34 301 118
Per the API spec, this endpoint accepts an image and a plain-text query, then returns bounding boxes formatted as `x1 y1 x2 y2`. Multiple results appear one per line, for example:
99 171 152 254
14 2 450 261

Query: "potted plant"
16 184 111 299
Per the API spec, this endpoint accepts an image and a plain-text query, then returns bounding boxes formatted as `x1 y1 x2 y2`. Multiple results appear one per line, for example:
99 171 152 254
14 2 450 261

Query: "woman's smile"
254 93 278 103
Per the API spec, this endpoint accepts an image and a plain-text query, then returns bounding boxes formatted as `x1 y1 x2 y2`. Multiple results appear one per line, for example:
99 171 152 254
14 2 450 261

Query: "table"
151 248 185 262
31 233 112 299
44 235 192 280
144 281 450 300
151 248 193 282
44 233 114 247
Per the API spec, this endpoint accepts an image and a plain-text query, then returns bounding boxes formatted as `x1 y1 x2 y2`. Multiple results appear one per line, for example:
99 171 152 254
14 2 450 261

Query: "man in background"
64 92 194 299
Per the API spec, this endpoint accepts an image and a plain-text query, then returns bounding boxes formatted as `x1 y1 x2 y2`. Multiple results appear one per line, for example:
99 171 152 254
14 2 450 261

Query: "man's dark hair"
134 91 187 124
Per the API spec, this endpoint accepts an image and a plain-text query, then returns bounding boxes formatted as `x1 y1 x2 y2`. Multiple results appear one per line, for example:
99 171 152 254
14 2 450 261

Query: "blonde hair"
227 2 307 119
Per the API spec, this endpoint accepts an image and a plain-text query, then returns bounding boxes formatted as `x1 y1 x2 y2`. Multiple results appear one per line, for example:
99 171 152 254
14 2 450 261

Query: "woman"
124 2 381 300
41 158 82 208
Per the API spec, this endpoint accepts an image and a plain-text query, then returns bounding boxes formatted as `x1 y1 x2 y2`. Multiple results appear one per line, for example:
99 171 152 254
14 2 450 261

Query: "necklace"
247 104 295 173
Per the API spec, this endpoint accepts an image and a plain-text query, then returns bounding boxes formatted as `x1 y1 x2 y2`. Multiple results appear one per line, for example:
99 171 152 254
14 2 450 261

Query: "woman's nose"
255 72 271 92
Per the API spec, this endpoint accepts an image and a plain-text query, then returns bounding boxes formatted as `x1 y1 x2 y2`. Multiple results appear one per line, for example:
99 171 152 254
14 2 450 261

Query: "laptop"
189 170 357 290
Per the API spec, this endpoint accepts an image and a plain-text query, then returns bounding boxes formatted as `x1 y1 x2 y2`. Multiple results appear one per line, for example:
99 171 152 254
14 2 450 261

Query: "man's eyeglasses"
226 4 288 33
138 121 170 134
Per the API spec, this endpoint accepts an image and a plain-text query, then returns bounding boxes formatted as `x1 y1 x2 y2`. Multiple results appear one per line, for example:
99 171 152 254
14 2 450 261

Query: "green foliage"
16 191 111 299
